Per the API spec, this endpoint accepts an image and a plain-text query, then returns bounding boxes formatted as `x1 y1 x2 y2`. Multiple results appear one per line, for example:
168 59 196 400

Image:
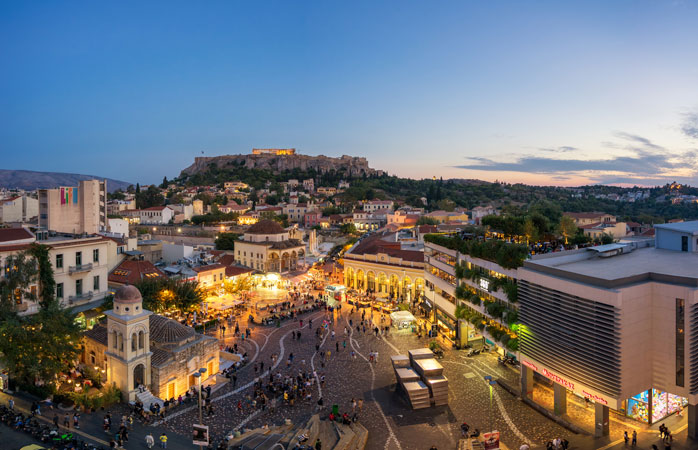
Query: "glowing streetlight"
484 375 496 432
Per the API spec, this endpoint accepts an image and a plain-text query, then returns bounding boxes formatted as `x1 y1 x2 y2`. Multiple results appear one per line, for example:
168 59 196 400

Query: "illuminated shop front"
625 389 687 424
435 309 457 340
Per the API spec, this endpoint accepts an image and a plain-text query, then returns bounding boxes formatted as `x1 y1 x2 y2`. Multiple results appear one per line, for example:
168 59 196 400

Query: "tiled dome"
246 219 284 235
114 284 142 304
149 315 196 343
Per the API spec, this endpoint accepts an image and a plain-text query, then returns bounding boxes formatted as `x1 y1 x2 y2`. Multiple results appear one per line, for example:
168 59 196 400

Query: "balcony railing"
69 263 93 274
69 291 94 304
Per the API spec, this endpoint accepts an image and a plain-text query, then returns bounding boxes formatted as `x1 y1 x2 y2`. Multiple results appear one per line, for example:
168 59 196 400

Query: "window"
93 275 100 291
93 248 99 263
139 331 144 349
681 236 688 252
677 298 685 387
56 254 63 269
76 279 83 296
131 333 137 352
56 283 63 299
75 251 82 266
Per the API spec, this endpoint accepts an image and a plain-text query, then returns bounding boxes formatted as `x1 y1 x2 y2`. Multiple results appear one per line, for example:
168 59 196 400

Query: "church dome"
149 315 196 344
246 219 285 235
114 284 142 304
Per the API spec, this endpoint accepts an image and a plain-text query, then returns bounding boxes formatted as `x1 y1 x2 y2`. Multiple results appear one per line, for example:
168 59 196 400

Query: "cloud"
455 131 698 185
537 146 577 153
680 111 698 139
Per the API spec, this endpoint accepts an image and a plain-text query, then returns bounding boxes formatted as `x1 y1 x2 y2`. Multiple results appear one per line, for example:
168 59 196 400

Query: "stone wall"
151 336 220 400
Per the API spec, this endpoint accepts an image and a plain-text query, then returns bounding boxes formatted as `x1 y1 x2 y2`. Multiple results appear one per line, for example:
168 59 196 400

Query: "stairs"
136 388 164 409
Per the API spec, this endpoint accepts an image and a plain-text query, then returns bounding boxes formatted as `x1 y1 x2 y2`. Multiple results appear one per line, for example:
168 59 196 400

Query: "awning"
70 298 106 314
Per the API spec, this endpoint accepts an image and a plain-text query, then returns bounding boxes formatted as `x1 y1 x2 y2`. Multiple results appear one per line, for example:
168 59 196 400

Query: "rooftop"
525 246 698 288
246 219 285 235
109 260 165 285
654 220 698 235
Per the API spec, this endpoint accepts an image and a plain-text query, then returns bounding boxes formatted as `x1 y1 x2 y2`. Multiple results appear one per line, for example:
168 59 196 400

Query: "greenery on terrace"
424 233 528 269
455 303 519 352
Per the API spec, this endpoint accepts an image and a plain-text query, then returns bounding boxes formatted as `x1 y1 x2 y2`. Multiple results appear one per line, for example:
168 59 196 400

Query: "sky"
2 1 698 187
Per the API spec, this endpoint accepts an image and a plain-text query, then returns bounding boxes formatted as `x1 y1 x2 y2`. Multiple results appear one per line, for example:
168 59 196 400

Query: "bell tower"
104 284 152 402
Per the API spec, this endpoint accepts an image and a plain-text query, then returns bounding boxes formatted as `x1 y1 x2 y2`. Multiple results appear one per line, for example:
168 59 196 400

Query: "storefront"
435 309 457 341
625 389 687 424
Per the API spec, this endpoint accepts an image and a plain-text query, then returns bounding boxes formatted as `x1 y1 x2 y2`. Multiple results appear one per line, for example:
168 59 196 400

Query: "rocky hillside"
0 169 131 192
181 153 381 178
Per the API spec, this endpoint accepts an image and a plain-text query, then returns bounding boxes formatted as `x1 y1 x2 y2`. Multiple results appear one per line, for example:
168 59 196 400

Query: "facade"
0 195 39 223
108 259 166 288
302 179 315 192
470 205 497 225
234 220 305 272
107 199 136 216
192 263 226 290
424 238 519 349
343 232 425 302
47 234 111 310
0 227 39 315
283 203 316 223
518 222 698 437
39 179 107 234
122 206 175 225
363 200 394 213
579 221 628 239
564 211 616 227
83 285 219 402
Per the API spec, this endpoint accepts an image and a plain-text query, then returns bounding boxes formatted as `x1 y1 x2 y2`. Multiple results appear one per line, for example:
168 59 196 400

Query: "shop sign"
482 431 500 450
479 278 490 291
520 356 618 409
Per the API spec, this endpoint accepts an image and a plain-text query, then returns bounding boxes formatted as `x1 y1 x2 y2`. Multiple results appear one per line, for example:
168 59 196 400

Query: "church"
234 219 305 273
83 285 219 402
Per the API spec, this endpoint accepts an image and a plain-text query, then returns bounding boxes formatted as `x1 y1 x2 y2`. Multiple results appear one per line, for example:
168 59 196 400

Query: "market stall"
390 310 417 330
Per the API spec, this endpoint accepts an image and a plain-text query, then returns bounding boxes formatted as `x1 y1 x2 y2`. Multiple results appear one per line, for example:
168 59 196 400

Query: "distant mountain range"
0 170 131 193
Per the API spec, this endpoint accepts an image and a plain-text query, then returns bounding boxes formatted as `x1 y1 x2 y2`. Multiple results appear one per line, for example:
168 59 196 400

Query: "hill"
0 169 131 193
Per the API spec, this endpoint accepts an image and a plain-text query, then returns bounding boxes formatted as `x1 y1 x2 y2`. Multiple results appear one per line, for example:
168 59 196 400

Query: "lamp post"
484 375 496 433
193 367 208 450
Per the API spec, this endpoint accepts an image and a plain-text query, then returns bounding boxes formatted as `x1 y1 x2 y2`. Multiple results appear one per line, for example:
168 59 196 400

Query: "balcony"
68 291 94 304
69 263 93 274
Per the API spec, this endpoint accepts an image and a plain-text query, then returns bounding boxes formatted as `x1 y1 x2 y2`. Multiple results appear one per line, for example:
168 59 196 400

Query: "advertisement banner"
483 431 500 450
193 424 209 446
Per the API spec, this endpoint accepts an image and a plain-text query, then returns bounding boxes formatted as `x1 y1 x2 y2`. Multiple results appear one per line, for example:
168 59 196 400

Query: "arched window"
131 333 137 352
112 330 117 349
138 331 145 349
90 350 96 365
118 333 123 351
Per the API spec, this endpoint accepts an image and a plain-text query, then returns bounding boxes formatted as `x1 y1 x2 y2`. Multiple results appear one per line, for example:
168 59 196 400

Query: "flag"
73 187 78 204
60 188 65 205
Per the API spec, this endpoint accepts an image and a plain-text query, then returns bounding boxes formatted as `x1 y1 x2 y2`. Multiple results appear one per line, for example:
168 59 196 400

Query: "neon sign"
542 368 575 390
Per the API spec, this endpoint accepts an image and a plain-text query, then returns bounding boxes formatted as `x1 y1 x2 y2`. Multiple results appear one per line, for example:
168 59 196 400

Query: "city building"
343 231 425 302
316 186 337 197
108 259 166 288
470 205 497 225
192 199 204 216
283 203 316 223
564 211 616 227
107 199 136 216
518 221 698 437
252 148 296 155
83 285 219 402
424 210 469 224
302 179 315 192
423 235 520 350
121 206 175 225
234 220 305 273
0 195 39 223
363 200 394 213
579 221 628 239
192 263 226 290
39 179 107 234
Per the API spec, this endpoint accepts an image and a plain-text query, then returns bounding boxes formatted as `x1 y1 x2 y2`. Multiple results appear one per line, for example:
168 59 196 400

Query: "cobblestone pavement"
157 305 583 450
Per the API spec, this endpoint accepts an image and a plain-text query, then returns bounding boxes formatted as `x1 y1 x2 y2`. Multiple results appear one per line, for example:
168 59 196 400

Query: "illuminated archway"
367 271 376 292
377 272 388 294
356 269 365 290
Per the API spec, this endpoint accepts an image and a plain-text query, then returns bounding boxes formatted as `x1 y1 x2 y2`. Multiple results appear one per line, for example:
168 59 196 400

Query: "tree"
222 277 253 296
28 243 56 310
134 277 205 313
340 223 357 235
0 251 38 318
417 216 439 226
160 176 169 189
436 199 456 212
558 215 578 245
523 218 539 244
215 232 239 250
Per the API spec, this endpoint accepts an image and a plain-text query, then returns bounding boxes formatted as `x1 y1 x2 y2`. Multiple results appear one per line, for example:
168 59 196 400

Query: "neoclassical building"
234 220 305 273
83 285 219 402
343 231 425 302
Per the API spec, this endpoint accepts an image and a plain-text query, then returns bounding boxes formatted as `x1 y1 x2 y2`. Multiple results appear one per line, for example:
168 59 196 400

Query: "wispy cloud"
680 111 698 139
455 131 698 185
537 146 577 153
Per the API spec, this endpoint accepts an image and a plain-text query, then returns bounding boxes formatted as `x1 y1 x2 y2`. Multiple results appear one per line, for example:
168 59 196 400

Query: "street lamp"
484 375 496 433
193 367 208 450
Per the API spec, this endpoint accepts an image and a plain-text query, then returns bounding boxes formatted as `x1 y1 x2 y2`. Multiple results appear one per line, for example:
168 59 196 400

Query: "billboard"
193 424 209 446
483 431 500 450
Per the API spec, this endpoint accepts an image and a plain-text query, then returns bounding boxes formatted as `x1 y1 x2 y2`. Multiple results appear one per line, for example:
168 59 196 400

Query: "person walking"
631 430 637 446
623 431 629 445
315 438 322 450
159 433 168 448
146 433 155 448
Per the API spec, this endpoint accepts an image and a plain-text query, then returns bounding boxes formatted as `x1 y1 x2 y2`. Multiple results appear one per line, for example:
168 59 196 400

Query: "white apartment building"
122 206 175 224
363 200 394 213
0 228 110 315
39 179 107 234
0 195 39 223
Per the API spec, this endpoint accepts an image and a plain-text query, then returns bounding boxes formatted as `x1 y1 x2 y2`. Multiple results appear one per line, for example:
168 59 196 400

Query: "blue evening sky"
2 1 698 186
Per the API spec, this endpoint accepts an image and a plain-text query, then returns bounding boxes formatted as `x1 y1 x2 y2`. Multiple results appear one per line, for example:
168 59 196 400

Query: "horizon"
2 1 698 186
